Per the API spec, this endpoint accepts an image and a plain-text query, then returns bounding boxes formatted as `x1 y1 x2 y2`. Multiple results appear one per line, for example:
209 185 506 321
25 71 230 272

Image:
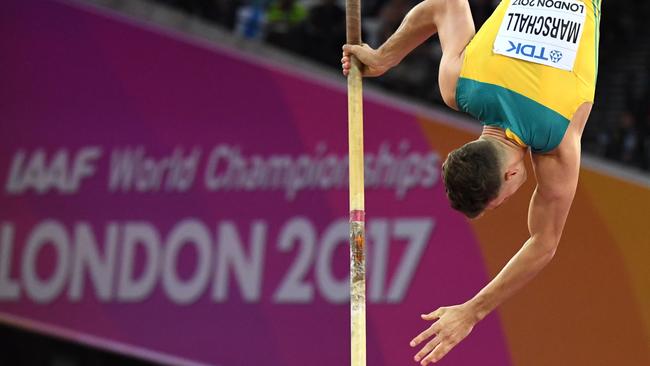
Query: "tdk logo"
506 41 562 63
549 49 563 63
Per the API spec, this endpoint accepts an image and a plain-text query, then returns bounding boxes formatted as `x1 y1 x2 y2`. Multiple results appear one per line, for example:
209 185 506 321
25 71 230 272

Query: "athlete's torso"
456 0 601 153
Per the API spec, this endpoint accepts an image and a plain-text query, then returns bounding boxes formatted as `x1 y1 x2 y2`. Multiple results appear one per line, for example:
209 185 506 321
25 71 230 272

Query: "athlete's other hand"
341 44 390 77
409 304 478 365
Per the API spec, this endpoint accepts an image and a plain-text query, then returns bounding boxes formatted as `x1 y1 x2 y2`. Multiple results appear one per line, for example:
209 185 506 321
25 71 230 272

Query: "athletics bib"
494 0 587 71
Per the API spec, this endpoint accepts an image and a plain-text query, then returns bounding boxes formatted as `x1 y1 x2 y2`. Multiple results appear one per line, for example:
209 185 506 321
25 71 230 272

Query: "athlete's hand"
341 44 390 77
410 304 478 365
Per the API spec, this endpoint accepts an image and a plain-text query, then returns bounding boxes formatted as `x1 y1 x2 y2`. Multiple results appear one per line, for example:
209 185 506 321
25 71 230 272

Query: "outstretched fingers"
410 326 432 347
414 336 441 363
410 322 440 347
422 307 446 321
421 342 455 365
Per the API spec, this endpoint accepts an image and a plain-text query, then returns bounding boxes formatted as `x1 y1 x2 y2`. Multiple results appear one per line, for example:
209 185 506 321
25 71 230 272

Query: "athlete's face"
484 159 528 213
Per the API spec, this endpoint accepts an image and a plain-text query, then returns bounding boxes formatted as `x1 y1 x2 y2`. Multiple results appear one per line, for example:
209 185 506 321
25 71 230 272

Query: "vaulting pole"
345 0 365 365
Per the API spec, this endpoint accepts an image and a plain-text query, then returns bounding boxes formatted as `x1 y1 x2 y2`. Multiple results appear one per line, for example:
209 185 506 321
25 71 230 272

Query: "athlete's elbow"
543 244 558 262
534 242 558 269
533 233 561 261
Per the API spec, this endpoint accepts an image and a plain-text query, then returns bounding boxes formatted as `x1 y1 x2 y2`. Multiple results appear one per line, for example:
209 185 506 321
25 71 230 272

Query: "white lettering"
116 223 160 302
368 219 389 302
316 219 349 303
386 219 434 302
0 217 435 305
69 223 118 301
0 223 20 300
5 148 101 195
162 219 212 304
273 218 316 303
213 221 266 302
22 220 70 303
203 143 440 201
109 147 200 193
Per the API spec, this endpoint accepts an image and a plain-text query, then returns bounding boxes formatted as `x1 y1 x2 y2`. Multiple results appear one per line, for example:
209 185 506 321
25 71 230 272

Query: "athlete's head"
442 139 527 218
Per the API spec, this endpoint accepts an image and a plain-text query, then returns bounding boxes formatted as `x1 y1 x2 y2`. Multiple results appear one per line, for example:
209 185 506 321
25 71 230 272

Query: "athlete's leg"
434 0 476 109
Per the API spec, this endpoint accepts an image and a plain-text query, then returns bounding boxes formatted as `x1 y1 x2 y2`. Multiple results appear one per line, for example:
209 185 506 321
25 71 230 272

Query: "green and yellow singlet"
456 0 602 153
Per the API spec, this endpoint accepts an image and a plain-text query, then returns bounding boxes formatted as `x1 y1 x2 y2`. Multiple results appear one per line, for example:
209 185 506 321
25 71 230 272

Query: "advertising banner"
1 1 648 365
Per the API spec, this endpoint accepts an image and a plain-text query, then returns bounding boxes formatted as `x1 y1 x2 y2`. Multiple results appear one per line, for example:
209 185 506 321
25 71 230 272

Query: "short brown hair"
442 140 502 218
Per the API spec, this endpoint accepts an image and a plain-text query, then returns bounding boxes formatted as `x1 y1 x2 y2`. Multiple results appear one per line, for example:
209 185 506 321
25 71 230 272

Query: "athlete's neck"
479 126 527 159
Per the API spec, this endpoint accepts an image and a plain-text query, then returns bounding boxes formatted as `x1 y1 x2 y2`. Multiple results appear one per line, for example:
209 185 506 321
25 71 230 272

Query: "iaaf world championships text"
5 142 441 200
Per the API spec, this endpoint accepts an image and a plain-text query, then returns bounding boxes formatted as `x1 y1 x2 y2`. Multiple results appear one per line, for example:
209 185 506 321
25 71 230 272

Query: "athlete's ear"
504 169 519 182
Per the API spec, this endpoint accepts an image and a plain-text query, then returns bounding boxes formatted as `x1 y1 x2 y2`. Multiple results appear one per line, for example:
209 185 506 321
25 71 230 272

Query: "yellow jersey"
456 0 601 153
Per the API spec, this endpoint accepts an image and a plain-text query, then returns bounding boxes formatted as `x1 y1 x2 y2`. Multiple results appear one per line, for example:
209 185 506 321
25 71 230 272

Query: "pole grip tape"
350 210 365 222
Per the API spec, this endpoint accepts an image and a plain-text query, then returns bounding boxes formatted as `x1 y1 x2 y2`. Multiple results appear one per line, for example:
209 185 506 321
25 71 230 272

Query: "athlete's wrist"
465 295 493 323
376 45 400 69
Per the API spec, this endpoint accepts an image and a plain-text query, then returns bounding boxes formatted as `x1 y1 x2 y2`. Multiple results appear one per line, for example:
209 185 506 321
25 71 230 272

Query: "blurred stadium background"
0 0 649 365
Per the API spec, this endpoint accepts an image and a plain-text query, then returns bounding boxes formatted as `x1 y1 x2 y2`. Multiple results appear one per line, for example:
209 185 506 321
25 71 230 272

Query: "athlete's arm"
409 123 585 365
408 189 576 364
469 163 579 313
462 105 590 322
341 0 438 77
